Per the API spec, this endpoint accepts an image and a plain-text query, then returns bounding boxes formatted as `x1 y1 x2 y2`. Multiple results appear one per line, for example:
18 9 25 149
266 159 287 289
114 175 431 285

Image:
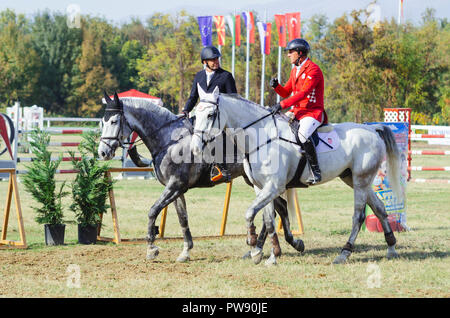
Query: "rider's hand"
270 103 282 114
270 77 279 88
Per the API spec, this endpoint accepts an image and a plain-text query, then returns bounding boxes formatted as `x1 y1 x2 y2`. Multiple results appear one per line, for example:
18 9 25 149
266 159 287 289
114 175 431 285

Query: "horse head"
190 85 226 156
98 91 133 160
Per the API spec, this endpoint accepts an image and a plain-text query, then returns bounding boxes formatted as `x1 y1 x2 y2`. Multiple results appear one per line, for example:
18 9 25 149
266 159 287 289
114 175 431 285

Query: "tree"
0 9 41 107
136 11 199 113
31 11 82 115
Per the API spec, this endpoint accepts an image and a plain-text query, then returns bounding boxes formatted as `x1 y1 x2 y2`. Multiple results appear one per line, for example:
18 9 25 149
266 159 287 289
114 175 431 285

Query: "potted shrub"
22 128 68 246
69 131 113 244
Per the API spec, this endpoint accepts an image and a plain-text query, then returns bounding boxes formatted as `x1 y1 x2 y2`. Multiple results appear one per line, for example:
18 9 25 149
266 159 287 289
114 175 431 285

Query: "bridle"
193 99 223 149
100 107 134 150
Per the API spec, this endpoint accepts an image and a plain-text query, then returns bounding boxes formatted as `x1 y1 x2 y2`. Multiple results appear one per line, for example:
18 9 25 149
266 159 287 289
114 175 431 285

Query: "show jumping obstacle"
384 108 450 183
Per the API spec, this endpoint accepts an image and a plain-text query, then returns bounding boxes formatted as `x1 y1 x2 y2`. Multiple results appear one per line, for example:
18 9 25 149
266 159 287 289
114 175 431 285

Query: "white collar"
296 57 309 70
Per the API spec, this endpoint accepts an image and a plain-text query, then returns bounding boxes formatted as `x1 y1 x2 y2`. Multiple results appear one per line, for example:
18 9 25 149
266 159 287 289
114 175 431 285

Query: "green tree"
0 9 41 107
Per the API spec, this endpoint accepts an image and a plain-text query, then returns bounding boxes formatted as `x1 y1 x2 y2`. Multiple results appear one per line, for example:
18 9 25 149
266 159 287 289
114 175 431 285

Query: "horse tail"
375 125 403 200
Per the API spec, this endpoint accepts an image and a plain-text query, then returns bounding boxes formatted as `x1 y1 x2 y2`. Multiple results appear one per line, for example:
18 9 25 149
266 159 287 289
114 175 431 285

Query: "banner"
286 12 301 41
241 11 255 43
274 14 287 47
257 22 272 55
214 15 225 46
197 16 213 46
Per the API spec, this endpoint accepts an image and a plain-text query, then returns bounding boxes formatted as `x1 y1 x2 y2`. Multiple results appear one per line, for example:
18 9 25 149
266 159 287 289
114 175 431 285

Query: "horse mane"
120 97 176 123
221 94 269 113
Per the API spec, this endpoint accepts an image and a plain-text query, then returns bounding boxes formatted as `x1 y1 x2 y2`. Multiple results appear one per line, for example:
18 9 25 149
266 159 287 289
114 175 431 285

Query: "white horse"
190 86 403 264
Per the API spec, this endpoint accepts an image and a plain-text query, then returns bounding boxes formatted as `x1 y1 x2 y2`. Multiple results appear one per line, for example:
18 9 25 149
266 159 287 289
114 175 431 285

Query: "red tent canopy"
102 89 163 106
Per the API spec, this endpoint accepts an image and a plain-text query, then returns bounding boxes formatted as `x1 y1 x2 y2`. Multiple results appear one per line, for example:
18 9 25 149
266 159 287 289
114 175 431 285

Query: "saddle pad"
316 129 340 154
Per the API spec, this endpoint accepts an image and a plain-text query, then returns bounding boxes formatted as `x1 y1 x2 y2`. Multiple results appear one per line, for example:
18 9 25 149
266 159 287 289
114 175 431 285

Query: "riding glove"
270 103 282 114
270 77 279 88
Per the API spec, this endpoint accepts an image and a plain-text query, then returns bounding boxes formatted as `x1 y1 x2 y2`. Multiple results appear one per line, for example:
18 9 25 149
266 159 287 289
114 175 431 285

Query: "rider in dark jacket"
183 46 237 182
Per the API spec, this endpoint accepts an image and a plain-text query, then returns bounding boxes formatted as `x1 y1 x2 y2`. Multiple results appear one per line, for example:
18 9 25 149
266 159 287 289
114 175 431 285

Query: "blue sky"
1 0 448 24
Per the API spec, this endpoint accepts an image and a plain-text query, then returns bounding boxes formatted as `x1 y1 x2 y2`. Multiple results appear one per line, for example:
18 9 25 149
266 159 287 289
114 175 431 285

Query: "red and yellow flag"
214 15 225 46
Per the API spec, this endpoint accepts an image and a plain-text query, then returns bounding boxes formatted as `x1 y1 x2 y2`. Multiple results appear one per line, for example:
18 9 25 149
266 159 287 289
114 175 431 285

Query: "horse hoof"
387 248 399 260
242 251 252 260
332 255 347 264
176 254 190 263
146 245 159 260
251 248 263 265
265 254 277 266
294 239 305 253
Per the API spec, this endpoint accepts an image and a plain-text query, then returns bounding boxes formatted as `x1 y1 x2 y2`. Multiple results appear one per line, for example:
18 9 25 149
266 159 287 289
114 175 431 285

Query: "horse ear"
197 83 206 99
104 90 112 103
212 86 220 100
113 91 120 103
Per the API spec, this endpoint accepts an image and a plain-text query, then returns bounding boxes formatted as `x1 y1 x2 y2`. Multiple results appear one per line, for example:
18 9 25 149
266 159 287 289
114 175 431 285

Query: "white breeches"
297 116 322 143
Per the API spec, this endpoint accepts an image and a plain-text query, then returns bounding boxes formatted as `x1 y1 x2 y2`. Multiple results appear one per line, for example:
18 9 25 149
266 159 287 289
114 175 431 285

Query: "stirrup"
306 171 321 185
211 165 230 182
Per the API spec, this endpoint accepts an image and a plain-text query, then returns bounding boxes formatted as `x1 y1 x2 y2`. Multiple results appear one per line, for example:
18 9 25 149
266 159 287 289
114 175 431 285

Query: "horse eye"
207 113 214 119
111 120 118 125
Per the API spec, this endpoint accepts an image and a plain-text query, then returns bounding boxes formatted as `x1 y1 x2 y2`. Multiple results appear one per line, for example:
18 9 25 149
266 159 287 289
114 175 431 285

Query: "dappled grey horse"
191 87 404 264
97 92 304 263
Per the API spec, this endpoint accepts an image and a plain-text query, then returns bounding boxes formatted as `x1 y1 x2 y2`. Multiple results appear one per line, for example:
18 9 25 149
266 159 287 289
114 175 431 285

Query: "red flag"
274 14 286 47
235 14 241 46
286 12 301 42
242 11 255 44
265 23 272 55
214 15 225 45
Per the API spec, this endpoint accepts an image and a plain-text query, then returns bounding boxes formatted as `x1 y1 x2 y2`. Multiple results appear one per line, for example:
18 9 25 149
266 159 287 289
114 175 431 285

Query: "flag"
274 14 287 47
197 16 213 46
235 14 241 46
241 11 255 43
257 22 272 55
225 15 235 44
286 12 301 41
214 15 225 46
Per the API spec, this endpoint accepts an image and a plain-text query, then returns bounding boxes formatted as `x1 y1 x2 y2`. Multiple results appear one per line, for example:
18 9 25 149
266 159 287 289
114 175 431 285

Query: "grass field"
0 135 448 298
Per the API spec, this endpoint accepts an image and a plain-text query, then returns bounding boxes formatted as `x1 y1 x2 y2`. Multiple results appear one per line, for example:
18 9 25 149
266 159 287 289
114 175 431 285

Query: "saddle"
285 119 335 189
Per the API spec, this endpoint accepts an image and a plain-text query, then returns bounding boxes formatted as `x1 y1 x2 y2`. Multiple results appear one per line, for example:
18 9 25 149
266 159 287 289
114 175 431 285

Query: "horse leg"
247 184 283 264
173 194 194 262
243 222 267 260
262 203 281 266
274 196 305 253
146 184 184 260
367 191 399 259
333 185 368 264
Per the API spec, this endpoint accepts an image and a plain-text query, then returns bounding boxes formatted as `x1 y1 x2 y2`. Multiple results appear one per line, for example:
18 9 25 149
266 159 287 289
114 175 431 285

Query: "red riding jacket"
275 58 328 123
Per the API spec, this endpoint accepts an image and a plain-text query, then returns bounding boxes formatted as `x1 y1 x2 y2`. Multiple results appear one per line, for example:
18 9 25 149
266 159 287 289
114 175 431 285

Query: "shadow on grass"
280 243 450 263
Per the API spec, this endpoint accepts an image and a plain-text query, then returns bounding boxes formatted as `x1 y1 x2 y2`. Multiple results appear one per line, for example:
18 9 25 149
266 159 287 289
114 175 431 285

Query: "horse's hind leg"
367 191 399 259
274 196 305 253
333 185 368 264
173 194 193 262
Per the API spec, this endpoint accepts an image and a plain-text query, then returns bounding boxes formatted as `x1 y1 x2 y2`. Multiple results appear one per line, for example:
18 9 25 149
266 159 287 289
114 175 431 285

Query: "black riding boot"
302 139 321 185
211 163 231 182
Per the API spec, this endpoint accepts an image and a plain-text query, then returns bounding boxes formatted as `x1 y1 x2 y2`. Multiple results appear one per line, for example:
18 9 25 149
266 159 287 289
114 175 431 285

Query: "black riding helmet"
286 38 310 56
201 46 221 62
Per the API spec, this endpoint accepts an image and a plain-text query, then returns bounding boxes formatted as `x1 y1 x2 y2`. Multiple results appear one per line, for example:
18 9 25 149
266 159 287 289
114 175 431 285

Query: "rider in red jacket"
270 38 327 185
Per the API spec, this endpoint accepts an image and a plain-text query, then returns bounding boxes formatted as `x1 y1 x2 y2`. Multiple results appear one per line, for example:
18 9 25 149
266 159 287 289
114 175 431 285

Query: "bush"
22 128 68 225
69 131 113 227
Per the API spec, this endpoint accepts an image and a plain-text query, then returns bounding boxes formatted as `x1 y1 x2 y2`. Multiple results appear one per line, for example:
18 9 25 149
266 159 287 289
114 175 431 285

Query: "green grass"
0 138 448 298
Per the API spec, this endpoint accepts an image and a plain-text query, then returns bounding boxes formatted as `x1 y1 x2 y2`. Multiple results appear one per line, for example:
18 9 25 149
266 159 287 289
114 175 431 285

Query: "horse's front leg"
247 184 283 264
146 183 184 260
172 194 193 262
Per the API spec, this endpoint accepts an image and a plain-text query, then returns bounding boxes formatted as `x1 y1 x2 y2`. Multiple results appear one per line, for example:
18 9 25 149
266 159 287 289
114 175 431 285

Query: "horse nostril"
101 151 106 157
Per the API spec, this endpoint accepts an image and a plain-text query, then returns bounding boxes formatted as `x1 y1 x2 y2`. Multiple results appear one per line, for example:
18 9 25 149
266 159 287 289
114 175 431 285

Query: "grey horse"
97 92 304 263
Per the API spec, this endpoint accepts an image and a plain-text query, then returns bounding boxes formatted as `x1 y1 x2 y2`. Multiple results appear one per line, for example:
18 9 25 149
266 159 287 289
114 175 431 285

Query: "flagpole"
245 10 250 99
260 9 267 106
398 0 402 24
277 46 281 103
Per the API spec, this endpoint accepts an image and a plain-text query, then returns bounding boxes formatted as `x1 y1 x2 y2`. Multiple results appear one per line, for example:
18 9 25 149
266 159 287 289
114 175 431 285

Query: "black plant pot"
44 224 66 246
77 224 98 244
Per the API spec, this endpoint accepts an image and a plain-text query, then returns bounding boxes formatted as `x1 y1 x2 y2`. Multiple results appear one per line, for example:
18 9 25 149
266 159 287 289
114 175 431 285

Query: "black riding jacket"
183 68 237 113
